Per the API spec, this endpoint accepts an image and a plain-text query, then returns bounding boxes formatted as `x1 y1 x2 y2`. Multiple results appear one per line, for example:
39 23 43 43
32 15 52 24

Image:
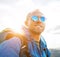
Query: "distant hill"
50 49 60 57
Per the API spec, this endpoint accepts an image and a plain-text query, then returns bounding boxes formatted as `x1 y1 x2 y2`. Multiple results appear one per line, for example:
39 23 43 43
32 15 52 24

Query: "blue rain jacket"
0 36 51 57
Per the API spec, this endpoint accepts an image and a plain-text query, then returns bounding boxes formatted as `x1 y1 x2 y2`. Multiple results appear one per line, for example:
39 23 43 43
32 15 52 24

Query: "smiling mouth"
37 26 40 27
35 25 42 27
35 26 42 30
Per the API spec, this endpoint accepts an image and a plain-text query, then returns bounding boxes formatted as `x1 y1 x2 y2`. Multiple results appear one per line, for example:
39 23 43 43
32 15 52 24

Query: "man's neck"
29 30 41 42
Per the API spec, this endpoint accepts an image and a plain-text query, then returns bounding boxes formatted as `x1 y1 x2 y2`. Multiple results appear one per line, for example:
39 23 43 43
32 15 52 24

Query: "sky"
0 0 60 49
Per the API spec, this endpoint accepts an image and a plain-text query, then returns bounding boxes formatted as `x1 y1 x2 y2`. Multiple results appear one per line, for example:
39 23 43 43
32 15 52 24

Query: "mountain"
50 49 60 57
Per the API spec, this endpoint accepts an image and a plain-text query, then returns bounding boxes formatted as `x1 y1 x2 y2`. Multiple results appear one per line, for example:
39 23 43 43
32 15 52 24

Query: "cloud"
54 25 60 31
0 0 16 4
46 25 60 34
32 0 60 6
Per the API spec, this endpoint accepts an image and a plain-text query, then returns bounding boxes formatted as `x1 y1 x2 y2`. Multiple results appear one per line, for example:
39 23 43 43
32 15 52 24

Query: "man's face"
26 9 45 34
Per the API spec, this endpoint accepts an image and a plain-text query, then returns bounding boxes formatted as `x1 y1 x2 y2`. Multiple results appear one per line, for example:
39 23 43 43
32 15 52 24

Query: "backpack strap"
18 34 31 57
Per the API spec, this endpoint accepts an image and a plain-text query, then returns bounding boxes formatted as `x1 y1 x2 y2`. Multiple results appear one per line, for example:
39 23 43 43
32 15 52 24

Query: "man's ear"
25 18 28 26
25 13 31 26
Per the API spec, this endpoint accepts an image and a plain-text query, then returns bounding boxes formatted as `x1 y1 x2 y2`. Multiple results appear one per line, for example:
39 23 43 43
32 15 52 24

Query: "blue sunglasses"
32 16 45 22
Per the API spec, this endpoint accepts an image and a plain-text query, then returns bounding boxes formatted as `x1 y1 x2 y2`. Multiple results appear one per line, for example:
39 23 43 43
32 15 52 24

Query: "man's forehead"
30 9 43 16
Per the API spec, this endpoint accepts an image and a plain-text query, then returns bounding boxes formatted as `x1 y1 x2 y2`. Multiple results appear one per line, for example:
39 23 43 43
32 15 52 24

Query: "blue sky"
0 0 60 49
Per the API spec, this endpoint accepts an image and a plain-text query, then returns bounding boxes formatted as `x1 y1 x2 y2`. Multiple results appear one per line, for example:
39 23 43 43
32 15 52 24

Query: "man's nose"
37 19 41 23
36 21 42 24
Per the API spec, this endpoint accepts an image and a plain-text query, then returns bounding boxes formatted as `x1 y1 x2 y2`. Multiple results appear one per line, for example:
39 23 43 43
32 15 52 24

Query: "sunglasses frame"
31 16 46 23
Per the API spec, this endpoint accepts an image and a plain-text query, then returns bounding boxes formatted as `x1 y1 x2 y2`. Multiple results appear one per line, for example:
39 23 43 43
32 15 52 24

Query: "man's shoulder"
0 28 23 43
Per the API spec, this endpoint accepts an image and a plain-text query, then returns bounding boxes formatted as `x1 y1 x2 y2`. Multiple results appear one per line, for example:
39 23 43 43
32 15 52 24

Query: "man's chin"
33 30 42 34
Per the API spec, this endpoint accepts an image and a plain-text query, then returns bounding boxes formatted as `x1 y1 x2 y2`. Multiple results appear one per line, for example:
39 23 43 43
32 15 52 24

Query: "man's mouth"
35 25 42 27
35 26 42 29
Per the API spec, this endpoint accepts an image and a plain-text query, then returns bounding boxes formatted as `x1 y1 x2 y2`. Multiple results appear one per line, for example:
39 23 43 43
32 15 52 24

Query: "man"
0 9 50 57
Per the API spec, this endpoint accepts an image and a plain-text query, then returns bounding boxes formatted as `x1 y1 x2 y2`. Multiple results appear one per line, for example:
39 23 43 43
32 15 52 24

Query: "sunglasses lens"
32 16 38 21
40 17 45 22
